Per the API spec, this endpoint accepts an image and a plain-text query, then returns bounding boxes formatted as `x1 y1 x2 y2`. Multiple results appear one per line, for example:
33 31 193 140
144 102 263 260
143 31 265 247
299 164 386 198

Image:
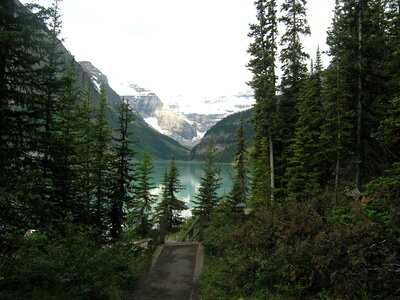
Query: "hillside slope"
190 108 254 162
79 62 189 160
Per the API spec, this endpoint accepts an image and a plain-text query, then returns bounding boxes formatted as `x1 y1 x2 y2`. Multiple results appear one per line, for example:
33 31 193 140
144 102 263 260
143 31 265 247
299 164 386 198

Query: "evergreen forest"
1 0 400 299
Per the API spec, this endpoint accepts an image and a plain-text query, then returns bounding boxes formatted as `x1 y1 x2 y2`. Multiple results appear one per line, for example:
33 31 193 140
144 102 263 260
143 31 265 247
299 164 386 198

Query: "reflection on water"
151 161 234 216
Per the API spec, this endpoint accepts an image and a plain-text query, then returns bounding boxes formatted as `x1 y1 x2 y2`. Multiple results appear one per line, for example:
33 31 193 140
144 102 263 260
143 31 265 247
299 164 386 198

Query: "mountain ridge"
190 108 254 163
78 62 190 160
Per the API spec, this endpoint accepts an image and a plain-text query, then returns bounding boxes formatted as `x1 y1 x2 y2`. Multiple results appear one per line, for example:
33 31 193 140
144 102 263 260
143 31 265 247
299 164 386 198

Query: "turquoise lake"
151 160 234 216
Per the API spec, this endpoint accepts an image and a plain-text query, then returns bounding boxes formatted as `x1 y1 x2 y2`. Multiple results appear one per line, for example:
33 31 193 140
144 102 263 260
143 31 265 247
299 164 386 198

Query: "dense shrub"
200 202 400 299
0 227 147 299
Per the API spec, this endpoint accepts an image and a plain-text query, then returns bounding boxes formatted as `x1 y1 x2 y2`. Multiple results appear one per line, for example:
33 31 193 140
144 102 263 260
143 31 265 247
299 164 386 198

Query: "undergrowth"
199 191 400 299
0 226 149 300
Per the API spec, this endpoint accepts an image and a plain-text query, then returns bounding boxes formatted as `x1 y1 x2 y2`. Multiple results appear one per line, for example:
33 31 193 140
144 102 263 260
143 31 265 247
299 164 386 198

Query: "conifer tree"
286 49 325 203
324 0 389 192
110 98 136 241
156 157 187 231
278 0 311 193
279 0 311 129
193 136 222 218
129 151 157 236
92 84 112 231
51 61 81 225
250 137 271 208
371 96 400 195
321 0 355 194
0 0 50 248
247 0 278 203
75 83 96 224
228 117 248 215
29 0 78 230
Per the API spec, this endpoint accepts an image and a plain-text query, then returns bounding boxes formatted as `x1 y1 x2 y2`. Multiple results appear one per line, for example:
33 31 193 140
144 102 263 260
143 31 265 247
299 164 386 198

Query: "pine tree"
324 0 390 192
51 60 81 226
30 0 80 230
193 136 222 218
92 84 112 231
247 0 278 204
321 0 355 194
279 0 311 129
109 98 136 241
371 96 400 196
228 117 248 215
0 0 50 249
75 82 96 224
278 0 311 194
129 151 157 236
250 136 270 209
156 157 187 231
286 49 325 203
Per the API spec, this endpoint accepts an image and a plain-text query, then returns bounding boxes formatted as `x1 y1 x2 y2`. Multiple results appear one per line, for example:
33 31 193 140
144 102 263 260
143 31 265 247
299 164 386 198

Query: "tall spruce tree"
247 0 278 204
109 98 136 241
129 151 157 236
324 0 390 192
51 60 81 226
193 135 222 218
278 0 311 194
92 84 112 232
286 49 325 203
27 0 80 230
321 0 355 194
156 157 187 231
0 0 50 251
228 117 248 215
75 82 96 225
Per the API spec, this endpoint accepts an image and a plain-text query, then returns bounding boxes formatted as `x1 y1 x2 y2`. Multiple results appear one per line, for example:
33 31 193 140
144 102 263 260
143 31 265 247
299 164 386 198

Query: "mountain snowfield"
117 82 255 148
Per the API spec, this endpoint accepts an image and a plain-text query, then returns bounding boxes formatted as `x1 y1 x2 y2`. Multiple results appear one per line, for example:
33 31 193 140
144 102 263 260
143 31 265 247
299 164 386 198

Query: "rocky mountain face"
118 84 255 149
190 108 254 163
79 62 189 160
120 84 199 148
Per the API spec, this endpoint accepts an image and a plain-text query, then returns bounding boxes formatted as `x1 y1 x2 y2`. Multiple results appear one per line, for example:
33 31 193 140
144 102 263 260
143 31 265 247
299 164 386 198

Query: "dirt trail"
134 243 203 300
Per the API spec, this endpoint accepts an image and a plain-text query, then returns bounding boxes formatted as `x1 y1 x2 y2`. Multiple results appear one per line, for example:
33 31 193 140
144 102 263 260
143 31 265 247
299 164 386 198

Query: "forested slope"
190 108 254 162
198 0 400 299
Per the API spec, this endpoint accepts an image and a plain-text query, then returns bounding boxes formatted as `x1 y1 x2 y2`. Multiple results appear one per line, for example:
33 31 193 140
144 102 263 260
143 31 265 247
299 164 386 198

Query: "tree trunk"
268 129 275 203
356 0 363 190
335 63 341 203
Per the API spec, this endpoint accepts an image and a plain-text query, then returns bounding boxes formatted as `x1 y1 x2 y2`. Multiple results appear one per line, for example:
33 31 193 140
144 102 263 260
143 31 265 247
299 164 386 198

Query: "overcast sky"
26 0 335 103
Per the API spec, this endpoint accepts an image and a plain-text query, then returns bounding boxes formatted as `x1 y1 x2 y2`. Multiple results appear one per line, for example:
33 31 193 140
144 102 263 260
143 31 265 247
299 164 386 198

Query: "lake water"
151 160 234 216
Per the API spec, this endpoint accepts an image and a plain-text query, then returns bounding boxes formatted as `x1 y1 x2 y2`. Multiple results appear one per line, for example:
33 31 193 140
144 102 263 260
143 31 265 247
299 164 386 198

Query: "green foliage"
156 157 187 231
190 109 254 163
193 136 222 218
109 99 136 241
128 150 157 236
286 50 325 203
278 0 310 156
250 136 271 209
227 117 248 215
0 228 147 299
200 204 400 299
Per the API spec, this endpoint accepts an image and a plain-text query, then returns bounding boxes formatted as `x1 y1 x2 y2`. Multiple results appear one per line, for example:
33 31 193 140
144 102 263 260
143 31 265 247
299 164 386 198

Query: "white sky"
25 0 335 103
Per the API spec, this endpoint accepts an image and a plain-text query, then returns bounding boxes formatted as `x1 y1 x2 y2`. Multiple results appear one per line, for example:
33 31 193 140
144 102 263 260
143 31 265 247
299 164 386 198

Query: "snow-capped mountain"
78 62 189 160
118 83 255 148
166 91 255 133
119 83 199 148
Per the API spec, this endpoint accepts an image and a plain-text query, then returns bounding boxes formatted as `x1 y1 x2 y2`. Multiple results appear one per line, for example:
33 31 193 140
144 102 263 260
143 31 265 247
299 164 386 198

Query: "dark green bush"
200 203 400 299
0 227 147 299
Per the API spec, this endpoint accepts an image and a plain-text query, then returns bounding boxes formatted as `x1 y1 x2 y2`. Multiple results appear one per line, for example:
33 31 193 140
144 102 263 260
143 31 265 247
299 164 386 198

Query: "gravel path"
134 243 200 300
